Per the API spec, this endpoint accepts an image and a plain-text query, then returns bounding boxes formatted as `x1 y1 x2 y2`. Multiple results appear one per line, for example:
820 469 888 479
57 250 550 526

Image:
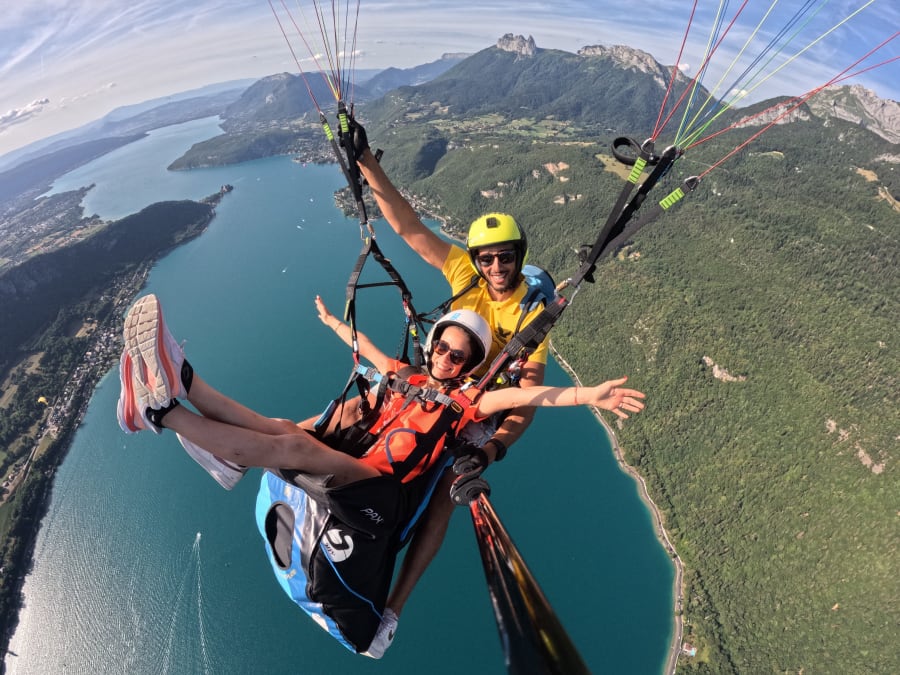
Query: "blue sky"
1 1 897 157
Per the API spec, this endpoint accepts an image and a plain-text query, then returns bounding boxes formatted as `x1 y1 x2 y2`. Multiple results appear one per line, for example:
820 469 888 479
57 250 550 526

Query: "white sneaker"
362 608 398 659
177 433 247 490
124 294 188 408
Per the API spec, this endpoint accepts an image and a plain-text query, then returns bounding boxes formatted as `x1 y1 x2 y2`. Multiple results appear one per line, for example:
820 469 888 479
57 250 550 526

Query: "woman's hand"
315 295 336 328
585 376 646 419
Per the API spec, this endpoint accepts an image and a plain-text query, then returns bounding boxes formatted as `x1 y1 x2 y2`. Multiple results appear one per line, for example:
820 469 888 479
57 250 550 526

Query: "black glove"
452 444 488 475
450 471 490 505
339 116 369 157
449 444 490 505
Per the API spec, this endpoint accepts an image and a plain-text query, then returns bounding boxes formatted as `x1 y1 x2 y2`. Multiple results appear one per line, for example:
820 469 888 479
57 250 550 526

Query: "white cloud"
0 1 897 156
0 98 50 132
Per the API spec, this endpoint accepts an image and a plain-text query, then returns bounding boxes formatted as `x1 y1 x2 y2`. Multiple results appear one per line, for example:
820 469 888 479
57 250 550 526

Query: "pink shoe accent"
117 351 144 433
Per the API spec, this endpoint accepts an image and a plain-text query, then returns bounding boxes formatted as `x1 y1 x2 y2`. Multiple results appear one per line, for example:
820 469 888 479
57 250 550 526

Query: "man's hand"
452 444 488 475
449 444 490 505
450 471 490 505
339 116 369 157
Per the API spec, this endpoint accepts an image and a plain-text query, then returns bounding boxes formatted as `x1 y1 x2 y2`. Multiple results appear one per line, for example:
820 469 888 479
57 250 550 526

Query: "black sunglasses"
475 250 516 266
432 339 469 365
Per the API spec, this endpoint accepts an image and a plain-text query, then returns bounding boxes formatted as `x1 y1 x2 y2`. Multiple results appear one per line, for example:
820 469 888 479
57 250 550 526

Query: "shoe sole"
117 351 143 433
124 294 182 408
118 349 166 434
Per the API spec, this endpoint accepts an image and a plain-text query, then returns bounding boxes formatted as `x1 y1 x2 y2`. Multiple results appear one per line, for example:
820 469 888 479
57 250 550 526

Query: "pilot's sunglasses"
475 250 516 266
432 340 468 365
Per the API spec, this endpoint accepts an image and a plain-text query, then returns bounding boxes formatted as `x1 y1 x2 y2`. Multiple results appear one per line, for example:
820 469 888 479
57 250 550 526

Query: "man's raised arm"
357 148 451 270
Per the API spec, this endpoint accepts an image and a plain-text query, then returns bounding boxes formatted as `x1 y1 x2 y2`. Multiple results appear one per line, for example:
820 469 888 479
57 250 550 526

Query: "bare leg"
297 394 368 433
160 405 381 486
186 374 301 436
386 470 455 616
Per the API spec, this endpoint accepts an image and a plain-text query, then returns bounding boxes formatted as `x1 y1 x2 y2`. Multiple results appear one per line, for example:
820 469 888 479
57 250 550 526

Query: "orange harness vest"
360 371 484 482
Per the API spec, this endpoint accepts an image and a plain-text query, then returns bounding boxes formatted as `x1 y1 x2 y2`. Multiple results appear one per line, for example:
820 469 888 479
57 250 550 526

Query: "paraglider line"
267 0 324 112
653 0 699 138
688 28 899 168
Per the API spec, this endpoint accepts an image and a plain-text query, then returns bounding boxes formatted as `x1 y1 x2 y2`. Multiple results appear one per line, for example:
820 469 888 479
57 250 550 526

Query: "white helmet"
425 309 492 378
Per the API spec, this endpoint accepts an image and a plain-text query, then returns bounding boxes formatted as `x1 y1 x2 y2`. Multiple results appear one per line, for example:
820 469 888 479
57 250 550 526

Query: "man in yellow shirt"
441 241 549 370
355 125 552 657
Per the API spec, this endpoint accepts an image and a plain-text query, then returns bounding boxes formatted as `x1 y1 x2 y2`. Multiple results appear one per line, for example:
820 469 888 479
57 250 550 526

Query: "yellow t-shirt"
441 245 550 374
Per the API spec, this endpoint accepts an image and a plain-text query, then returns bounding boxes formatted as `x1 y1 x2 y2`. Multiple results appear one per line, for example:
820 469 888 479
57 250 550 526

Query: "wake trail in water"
158 532 211 674
195 532 211 673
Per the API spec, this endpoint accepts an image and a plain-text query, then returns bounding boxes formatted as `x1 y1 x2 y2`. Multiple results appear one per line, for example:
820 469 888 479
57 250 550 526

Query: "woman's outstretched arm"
476 376 645 419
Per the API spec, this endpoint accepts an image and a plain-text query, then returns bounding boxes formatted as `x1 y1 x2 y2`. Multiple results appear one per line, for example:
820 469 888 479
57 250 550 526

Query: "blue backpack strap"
520 264 557 312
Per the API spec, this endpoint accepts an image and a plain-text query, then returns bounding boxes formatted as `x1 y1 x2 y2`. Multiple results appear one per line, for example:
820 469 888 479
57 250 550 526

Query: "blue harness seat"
254 382 460 653
255 469 414 652
254 350 481 652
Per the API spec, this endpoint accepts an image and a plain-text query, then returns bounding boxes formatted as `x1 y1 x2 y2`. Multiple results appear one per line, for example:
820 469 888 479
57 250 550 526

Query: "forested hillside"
0 200 214 374
351 44 898 674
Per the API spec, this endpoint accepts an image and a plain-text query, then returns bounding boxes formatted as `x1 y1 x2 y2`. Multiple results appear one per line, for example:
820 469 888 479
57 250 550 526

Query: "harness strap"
312 366 373 442
344 237 426 367
336 102 369 230
315 362 465 444
311 365 475 483
388 390 477 482
418 274 481 325
346 366 478 481
573 144 680 287
476 297 568 391
358 365 459 411
324 108 427 370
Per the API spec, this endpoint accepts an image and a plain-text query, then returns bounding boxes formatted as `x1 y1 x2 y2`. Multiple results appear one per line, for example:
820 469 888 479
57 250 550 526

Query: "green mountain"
342 38 899 675
167 58 465 169
359 53 468 97
372 42 690 132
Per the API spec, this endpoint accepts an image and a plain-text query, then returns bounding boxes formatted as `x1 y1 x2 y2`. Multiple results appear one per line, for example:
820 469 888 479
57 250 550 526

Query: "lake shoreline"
549 342 683 675
433 207 682 675
4 154 668 672
0 269 152 674
0 190 229 670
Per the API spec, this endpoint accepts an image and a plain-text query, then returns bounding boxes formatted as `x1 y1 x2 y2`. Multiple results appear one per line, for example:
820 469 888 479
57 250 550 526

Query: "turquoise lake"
6 118 673 674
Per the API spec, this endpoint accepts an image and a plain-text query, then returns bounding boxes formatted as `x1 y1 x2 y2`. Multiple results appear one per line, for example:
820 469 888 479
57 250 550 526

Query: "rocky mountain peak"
732 105 812 130
496 34 537 58
806 84 900 144
577 44 687 90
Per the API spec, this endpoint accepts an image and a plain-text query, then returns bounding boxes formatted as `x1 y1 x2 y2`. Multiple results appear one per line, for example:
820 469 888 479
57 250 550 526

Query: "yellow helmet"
465 213 528 277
